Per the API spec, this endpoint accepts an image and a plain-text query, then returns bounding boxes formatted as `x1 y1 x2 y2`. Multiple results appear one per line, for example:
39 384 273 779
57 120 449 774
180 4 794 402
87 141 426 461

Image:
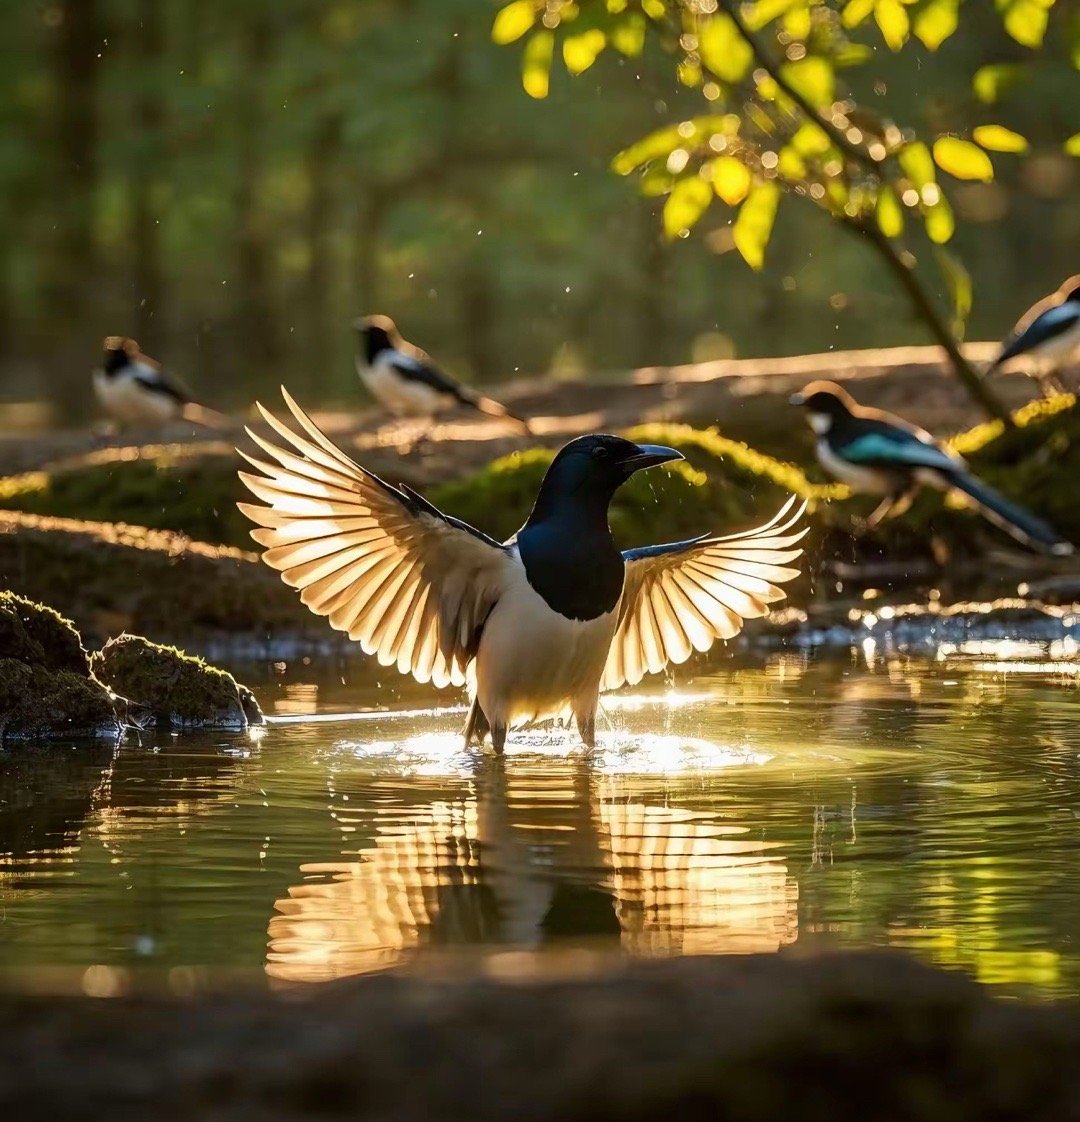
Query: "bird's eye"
591 446 609 461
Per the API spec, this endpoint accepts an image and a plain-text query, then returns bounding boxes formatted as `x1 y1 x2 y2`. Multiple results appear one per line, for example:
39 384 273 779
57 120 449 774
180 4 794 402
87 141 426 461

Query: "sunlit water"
2 645 1079 998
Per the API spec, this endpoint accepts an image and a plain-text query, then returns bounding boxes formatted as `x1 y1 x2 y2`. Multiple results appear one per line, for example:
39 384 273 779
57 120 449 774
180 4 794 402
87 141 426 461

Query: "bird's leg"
462 698 490 748
885 484 919 521
490 722 507 755
576 713 596 750
864 495 897 530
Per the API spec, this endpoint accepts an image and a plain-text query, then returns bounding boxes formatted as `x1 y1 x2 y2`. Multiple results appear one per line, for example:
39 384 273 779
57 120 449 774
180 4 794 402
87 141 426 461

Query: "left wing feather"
602 497 807 691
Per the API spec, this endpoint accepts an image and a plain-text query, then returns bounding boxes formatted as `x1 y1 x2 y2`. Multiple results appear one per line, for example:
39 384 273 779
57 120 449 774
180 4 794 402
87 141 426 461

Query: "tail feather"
181 401 232 430
945 469 1073 555
456 386 531 433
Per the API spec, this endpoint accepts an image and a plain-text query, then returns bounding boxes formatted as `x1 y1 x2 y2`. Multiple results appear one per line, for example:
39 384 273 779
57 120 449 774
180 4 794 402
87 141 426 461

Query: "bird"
94 337 229 428
989 275 1080 394
238 388 806 753
790 380 1072 555
355 314 529 432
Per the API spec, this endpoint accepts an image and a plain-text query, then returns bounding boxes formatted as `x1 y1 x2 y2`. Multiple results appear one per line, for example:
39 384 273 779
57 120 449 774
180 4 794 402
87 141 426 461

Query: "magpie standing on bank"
791 380 1073 554
989 276 1080 393
238 389 805 752
355 315 529 431
94 337 229 428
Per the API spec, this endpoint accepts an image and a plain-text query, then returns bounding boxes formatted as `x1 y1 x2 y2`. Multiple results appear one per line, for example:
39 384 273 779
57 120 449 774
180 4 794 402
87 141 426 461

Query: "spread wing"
386 349 466 401
602 497 807 691
237 388 513 688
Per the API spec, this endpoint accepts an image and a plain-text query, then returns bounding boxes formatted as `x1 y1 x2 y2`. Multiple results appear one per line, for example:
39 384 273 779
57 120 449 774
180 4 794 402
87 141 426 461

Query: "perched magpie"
238 389 806 752
791 380 1073 554
990 276 1080 392
355 315 529 431
94 337 229 428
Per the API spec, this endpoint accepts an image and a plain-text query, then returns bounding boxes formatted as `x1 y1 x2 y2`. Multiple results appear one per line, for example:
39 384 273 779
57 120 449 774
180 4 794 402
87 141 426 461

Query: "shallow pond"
1 641 1079 998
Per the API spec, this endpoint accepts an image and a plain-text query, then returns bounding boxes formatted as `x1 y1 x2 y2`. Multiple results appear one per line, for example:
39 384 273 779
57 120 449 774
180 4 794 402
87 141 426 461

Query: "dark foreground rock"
0 592 263 741
0 953 1077 1122
91 634 264 731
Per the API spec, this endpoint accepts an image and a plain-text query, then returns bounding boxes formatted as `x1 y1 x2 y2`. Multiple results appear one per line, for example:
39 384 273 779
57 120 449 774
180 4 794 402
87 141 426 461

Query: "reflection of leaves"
779 57 835 107
875 186 904 238
933 137 994 181
973 124 1029 153
563 29 606 75
712 156 751 205
875 0 910 49
663 177 713 238
492 1 537 45
700 14 754 83
934 246 972 339
733 181 781 270
522 31 554 99
913 0 960 49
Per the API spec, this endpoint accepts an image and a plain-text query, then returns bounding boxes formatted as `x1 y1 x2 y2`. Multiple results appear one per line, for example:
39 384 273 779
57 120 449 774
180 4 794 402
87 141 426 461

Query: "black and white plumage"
238 390 806 752
791 380 1072 555
990 276 1080 392
94 337 228 428
355 315 529 431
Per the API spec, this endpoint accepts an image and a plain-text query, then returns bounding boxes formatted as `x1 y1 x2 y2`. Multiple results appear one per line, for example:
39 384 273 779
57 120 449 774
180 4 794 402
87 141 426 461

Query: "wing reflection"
267 755 797 981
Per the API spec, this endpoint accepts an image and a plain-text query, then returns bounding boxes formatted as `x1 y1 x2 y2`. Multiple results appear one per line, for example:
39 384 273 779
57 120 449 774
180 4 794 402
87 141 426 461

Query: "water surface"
2 644 1079 997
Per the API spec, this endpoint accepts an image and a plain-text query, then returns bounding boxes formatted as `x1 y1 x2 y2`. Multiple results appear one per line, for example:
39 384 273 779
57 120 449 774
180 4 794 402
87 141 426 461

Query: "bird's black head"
354 314 400 363
526 434 683 527
101 336 137 376
789 380 857 427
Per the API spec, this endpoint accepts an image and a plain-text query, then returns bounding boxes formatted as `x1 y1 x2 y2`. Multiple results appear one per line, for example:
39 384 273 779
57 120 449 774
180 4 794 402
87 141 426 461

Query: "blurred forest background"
1 0 1077 418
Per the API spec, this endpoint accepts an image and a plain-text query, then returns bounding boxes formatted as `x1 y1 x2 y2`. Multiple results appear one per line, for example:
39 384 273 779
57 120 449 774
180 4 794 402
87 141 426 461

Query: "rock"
0 591 119 742
90 634 262 731
0 952 1077 1121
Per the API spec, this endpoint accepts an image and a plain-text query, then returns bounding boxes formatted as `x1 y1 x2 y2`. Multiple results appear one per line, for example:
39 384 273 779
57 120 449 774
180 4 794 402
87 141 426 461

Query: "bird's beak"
789 392 806 406
624 444 683 472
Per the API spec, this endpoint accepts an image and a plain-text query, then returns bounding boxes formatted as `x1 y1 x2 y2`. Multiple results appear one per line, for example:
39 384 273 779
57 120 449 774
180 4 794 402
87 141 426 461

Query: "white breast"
356 353 453 417
817 440 894 495
93 368 179 423
474 551 618 729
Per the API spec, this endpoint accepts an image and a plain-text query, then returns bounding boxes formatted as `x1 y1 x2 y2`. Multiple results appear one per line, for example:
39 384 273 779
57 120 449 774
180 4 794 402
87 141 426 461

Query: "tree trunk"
131 0 165 346
304 111 343 396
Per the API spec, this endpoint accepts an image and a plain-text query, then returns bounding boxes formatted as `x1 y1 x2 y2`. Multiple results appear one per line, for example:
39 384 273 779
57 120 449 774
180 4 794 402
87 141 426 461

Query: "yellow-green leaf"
678 59 703 87
641 0 666 18
779 57 835 107
925 194 955 244
743 0 798 31
933 137 994 181
563 29 606 75
733 181 781 270
700 14 754 83
492 0 537 45
610 13 646 56
522 30 554 99
973 63 1024 104
777 145 807 180
973 124 1029 153
933 246 972 338
913 0 959 49
1002 0 1050 48
783 4 812 39
1065 133 1080 157
791 121 832 157
712 156 752 205
842 0 876 28
876 186 904 237
663 177 713 238
898 141 936 188
875 0 910 49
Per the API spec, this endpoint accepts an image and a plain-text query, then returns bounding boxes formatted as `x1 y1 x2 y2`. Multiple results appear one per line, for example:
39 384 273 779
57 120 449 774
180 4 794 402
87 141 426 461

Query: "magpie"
238 389 806 752
94 337 229 428
355 315 529 431
791 380 1073 554
989 275 1080 393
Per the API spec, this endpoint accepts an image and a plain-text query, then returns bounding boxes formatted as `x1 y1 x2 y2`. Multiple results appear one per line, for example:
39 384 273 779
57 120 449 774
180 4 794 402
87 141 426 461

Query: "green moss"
430 424 836 547
0 590 90 675
90 634 255 730
0 444 251 549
